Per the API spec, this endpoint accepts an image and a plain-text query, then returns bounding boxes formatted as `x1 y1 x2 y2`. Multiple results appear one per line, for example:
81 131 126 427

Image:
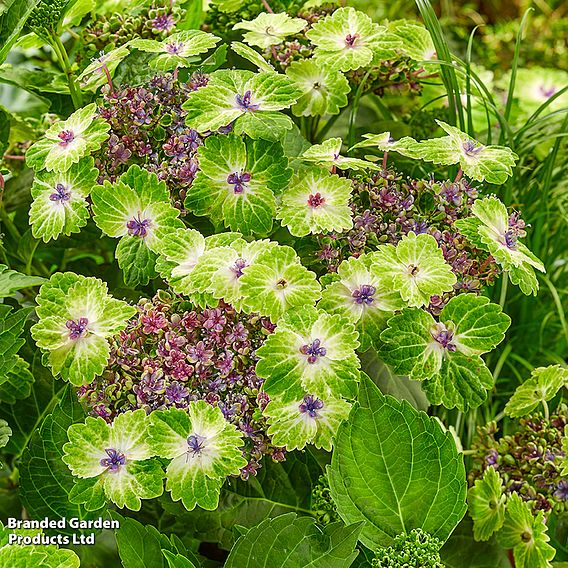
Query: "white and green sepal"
239 244 321 322
302 138 380 171
373 232 457 308
504 365 568 418
386 20 436 62
455 196 545 295
78 45 130 91
318 253 405 352
149 403 247 511
285 60 350 117
130 30 220 71
233 12 306 48
468 467 506 542
29 157 98 242
277 167 353 237
31 273 136 385
183 70 303 140
306 7 399 72
256 306 360 400
91 165 183 287
264 392 351 451
62 410 164 511
186 134 292 236
26 103 110 173
380 293 510 411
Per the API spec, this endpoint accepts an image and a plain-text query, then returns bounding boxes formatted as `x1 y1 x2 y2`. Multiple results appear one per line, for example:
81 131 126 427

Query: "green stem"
499 272 508 309
347 72 371 153
542 399 549 421
49 31 83 109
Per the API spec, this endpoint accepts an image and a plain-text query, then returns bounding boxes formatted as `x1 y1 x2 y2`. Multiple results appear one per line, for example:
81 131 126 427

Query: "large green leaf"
0 264 45 298
225 513 362 568
19 386 102 534
329 376 467 549
0 420 10 449
0 0 40 64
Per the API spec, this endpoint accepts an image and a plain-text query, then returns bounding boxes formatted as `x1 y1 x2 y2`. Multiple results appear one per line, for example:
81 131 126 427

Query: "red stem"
454 167 463 183
507 549 516 568
382 151 388 171
261 0 274 13
102 64 115 96
2 155 25 161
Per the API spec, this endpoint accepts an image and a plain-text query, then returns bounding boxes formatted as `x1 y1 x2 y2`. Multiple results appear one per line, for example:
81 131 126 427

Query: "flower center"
408 264 420 277
430 322 457 352
299 394 324 418
352 284 375 305
49 183 71 203
58 130 75 147
300 339 326 364
187 433 206 456
307 193 325 208
152 13 175 32
345 33 360 48
235 90 260 111
66 317 89 340
503 229 517 250
100 448 126 473
127 214 151 238
539 85 557 98
166 42 184 54
462 140 484 157
230 258 248 278
227 171 251 194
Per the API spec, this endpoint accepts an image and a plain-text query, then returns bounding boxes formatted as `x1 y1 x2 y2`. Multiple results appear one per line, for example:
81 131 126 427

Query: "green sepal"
386 20 435 61
78 45 130 91
186 134 291 236
302 138 380 171
233 12 306 48
285 60 350 117
467 467 506 541
26 104 110 173
504 365 568 418
373 232 457 308
148 403 247 511
318 254 405 352
277 167 353 237
256 305 360 400
29 157 98 242
239 244 321 322
231 41 275 73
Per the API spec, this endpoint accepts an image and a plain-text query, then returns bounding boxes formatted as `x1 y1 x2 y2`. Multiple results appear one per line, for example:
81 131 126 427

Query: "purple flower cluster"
469 405 568 514
315 170 501 313
77 294 284 480
95 72 209 210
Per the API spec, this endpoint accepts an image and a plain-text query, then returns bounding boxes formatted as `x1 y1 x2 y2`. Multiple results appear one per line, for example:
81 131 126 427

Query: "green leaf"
0 305 32 393
302 137 380 171
277 167 353 237
183 70 302 140
318 253 405 352
0 356 34 404
149 403 247 511
0 0 40 65
0 420 11 449
77 44 130 91
162 550 197 568
467 467 506 541
186 134 291 236
306 7 399 72
374 232 457 308
231 41 275 73
0 264 45 297
19 386 103 533
380 294 510 411
498 493 555 568
116 235 158 288
239 244 321 322
386 20 435 61
233 12 306 48
286 60 350 117
505 365 568 418
130 30 220 71
25 103 110 173
225 513 362 568
256 305 360 400
562 425 568 477
63 410 164 510
29 156 97 242
329 376 467 549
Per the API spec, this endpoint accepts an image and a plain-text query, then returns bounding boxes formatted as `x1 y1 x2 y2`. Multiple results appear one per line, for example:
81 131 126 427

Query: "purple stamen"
462 140 484 157
235 90 260 111
231 258 248 278
166 42 184 54
100 448 126 472
300 339 327 364
307 193 325 208
539 85 557 98
58 130 75 146
352 284 375 305
152 13 175 32
187 433 206 456
66 317 89 340
299 394 324 418
503 229 517 250
49 183 71 203
227 171 251 194
345 34 360 48
554 480 568 502
127 214 151 238
430 323 457 352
